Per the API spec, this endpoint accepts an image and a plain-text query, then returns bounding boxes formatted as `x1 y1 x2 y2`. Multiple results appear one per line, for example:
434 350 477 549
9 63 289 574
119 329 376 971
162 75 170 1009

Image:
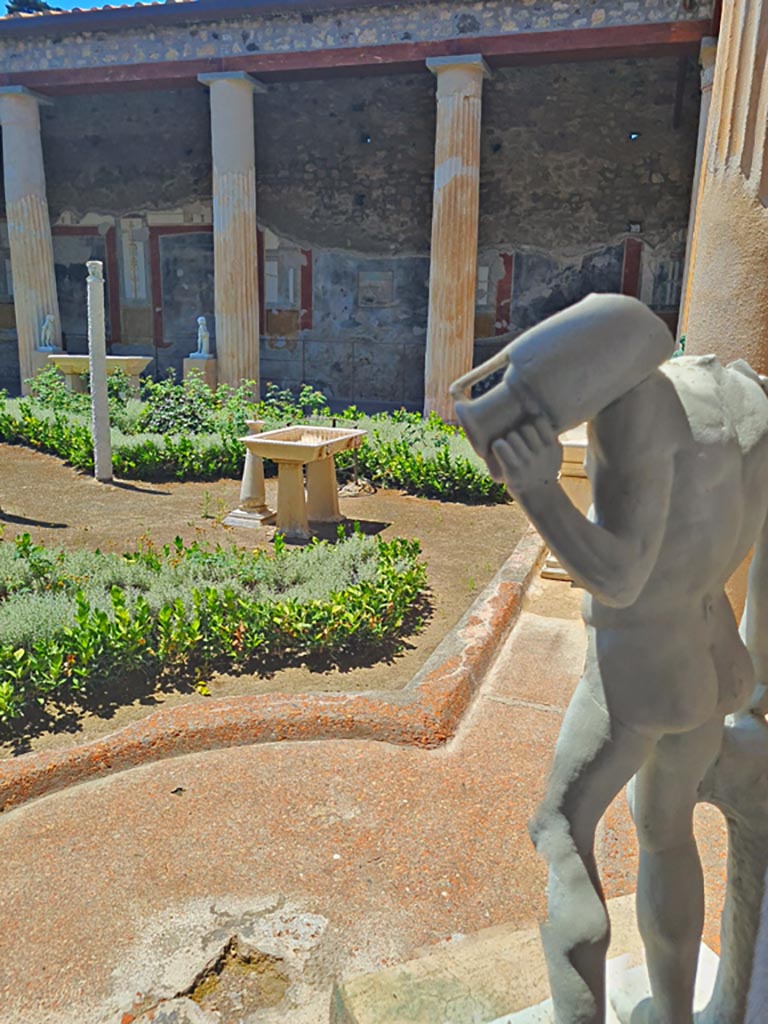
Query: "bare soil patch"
0 442 527 757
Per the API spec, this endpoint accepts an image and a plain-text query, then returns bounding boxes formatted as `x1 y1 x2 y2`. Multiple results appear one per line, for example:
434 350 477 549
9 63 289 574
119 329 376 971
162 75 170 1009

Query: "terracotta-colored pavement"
0 580 727 1024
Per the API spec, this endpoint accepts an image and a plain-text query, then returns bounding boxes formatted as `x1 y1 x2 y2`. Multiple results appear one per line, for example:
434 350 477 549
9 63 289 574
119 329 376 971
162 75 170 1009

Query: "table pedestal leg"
225 419 276 529
66 372 88 393
223 446 276 529
306 456 342 522
240 449 271 514
276 462 309 541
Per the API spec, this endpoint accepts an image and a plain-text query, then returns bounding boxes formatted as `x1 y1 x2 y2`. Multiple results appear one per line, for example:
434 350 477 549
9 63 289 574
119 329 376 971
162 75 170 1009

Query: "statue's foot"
624 997 694 1024
608 956 655 1024
628 999 660 1024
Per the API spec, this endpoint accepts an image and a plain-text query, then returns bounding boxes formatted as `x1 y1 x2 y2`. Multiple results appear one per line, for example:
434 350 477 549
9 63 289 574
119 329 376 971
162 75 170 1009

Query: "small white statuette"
190 315 211 358
38 314 56 352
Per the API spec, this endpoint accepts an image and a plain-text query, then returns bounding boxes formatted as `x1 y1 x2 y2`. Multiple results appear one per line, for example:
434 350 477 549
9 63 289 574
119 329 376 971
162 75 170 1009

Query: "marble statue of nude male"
451 293 768 1024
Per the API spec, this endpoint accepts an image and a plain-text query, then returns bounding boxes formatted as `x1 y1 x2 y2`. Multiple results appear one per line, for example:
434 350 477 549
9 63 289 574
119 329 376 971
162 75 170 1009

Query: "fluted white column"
423 54 490 422
682 0 768 371
679 36 717 329
198 72 264 388
0 86 61 393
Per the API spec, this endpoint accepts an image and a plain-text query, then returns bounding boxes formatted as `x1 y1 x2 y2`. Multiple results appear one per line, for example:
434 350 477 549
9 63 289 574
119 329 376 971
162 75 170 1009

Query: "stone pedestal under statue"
330 895 720 1024
502 944 719 1024
28 349 53 379
183 356 218 389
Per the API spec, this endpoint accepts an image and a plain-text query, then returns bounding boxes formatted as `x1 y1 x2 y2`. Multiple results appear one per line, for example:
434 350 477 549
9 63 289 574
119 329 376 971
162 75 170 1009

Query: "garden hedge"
0 530 427 724
0 370 507 503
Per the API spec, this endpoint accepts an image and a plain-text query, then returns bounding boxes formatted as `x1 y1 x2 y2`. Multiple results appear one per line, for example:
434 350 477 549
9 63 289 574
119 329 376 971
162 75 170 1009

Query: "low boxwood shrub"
0 530 427 724
345 415 505 502
0 370 506 502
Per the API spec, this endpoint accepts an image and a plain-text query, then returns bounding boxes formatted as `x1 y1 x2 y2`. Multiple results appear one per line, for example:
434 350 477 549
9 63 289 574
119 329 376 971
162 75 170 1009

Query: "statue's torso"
579 357 768 726
584 356 768 621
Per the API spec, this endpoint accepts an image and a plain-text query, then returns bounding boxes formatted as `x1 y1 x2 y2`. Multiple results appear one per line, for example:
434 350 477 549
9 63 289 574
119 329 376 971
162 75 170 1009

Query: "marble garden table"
241 424 366 541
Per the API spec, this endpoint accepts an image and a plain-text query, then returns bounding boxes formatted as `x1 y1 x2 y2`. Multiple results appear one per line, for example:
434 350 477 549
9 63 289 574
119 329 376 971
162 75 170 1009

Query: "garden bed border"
0 526 544 812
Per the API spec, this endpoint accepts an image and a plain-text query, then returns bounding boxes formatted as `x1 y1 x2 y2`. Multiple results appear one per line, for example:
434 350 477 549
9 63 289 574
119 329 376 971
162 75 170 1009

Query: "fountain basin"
48 354 153 393
240 425 366 464
238 425 367 541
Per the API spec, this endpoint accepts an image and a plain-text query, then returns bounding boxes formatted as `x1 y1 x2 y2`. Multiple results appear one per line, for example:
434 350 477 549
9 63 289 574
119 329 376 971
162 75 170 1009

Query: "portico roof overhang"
0 18 713 96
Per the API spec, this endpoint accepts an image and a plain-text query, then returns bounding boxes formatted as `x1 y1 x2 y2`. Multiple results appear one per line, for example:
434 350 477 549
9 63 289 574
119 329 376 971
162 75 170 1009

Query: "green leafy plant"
0 531 427 726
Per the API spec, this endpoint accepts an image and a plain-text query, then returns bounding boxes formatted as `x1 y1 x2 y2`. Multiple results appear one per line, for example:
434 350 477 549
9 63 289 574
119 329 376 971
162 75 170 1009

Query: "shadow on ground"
283 518 390 545
0 510 68 529
108 480 171 496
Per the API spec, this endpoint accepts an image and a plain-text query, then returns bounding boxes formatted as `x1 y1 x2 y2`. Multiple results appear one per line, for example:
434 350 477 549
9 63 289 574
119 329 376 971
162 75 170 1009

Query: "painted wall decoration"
53 233 110 351
358 270 395 308
158 231 214 348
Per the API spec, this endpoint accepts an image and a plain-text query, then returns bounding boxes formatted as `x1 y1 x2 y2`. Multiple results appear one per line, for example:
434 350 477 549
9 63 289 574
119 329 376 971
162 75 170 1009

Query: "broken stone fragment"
133 996 218 1024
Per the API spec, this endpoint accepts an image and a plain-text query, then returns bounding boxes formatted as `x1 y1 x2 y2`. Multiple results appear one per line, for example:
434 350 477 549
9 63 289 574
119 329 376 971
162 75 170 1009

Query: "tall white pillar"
86 260 112 483
679 36 717 337
682 0 768 372
198 72 264 389
423 54 490 422
0 86 61 393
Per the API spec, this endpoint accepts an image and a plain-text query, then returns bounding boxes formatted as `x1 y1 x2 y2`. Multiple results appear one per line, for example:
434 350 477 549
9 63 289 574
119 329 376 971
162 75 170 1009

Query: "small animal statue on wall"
452 293 768 1024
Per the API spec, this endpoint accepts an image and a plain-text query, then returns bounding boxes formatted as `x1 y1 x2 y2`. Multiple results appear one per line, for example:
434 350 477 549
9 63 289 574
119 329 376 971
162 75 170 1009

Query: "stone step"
494 943 719 1024
330 895 660 1024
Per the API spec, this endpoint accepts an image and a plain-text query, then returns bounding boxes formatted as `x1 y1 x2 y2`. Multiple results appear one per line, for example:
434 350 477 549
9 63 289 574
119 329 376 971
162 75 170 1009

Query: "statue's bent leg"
628 716 724 1024
530 677 655 1024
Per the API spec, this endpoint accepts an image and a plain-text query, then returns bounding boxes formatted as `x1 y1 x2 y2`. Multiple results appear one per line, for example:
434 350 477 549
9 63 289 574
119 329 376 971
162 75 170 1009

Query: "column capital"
0 85 52 115
426 54 492 79
197 71 267 94
699 36 717 93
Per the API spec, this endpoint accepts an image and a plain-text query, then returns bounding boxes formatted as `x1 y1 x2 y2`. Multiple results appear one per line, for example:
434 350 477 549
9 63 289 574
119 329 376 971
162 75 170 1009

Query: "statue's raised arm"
454 295 677 607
